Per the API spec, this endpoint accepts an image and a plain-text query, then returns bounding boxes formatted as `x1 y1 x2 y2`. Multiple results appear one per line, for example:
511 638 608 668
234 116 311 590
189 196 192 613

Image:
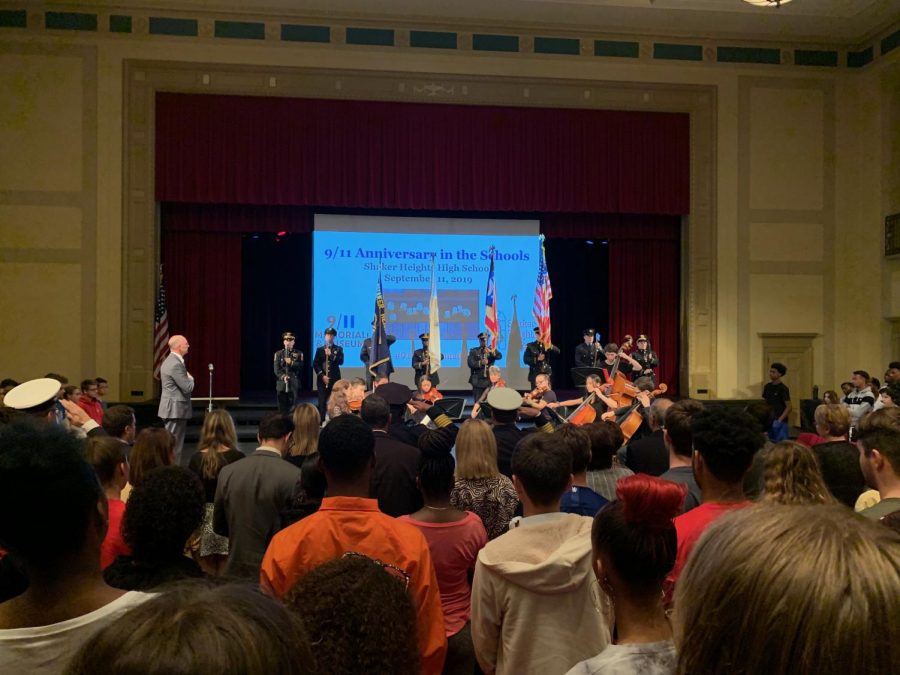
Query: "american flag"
153 268 170 380
484 247 499 349
533 235 553 346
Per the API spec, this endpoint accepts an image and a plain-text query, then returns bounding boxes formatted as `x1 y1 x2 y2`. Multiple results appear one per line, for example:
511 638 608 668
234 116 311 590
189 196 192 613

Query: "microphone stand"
207 363 214 413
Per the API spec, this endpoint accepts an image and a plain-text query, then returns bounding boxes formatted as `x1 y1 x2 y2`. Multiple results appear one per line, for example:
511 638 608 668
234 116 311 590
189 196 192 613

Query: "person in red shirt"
78 379 104 426
85 436 131 568
261 414 447 675
666 406 764 593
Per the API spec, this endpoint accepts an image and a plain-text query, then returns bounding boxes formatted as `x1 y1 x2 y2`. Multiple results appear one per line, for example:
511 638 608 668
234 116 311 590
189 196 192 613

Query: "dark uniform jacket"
313 344 344 381
523 340 560 383
574 342 601 368
412 348 443 386
493 422 528 478
274 349 303 393
632 349 660 382
467 346 502 389
370 431 423 517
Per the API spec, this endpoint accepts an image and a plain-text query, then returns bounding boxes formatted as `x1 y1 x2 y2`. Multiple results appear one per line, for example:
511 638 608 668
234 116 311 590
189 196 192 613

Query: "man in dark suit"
623 397 673 476
312 327 343 418
487 388 529 478
361 394 422 517
523 327 560 388
213 412 300 578
157 335 194 465
274 331 303 415
467 333 501 403
360 322 396 390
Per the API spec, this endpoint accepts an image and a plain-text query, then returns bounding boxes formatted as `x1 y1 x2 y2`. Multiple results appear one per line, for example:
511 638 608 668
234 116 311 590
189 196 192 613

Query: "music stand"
435 397 466 420
571 367 607 392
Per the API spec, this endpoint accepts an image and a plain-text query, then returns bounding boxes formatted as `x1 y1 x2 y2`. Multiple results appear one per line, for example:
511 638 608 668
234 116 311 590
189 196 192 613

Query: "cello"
610 383 668 441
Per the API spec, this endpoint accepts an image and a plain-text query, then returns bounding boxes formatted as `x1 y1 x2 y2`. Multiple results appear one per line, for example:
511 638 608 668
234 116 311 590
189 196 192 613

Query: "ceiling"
70 0 900 44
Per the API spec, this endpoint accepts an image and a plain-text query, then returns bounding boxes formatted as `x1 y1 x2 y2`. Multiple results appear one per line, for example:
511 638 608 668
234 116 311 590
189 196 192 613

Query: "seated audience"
584 421 633 502
660 398 704 513
399 429 488 675
104 466 205 590
362 393 422 517
674 504 900 675
66 580 316 675
187 410 245 575
471 433 610 675
214 412 300 578
450 419 520 540
85 436 131 569
759 441 835 505
566 475 686 675
0 420 152 674
622 398 673 476
63 385 82 403
843 370 875 426
101 405 136 451
260 414 447 674
284 452 326 526
77 379 104 425
286 555 417 675
811 403 866 507
286 403 320 467
667 407 763 589
741 400 774 499
856 407 900 520
558 425 609 517
122 427 175 501
95 377 109 409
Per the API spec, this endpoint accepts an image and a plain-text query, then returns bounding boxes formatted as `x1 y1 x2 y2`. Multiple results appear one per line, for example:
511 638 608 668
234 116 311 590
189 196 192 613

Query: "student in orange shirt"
260 414 447 674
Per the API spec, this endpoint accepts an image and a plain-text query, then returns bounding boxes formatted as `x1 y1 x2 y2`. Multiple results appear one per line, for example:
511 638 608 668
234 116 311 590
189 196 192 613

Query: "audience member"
742 400 774 498
77 379 104 425
284 452 326 526
260 414 447 673
660 399 704 513
486 387 529 477
0 378 20 406
878 383 900 409
101 405 136 450
123 427 175 501
759 441 835 505
471 433 610 675
104 466 204 590
622 398 673 476
286 403 320 467
325 378 351 420
361 393 422 516
856 407 900 520
762 362 791 441
450 419 520 540
666 406 762 589
557 425 609 517
0 420 152 674
187 410 245 575
63 385 82 403
822 389 840 405
375 382 424 446
213 412 300 578
584 421 633 502
2 378 65 427
84 436 130 569
885 361 900 386
567 475 686 675
286 555 418 675
844 370 875 425
810 403 866 507
95 377 109 410
399 429 488 675
66 580 316 675
674 504 900 675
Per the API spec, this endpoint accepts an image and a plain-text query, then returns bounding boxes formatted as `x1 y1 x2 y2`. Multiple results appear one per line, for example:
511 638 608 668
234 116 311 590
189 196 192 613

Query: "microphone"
208 363 214 372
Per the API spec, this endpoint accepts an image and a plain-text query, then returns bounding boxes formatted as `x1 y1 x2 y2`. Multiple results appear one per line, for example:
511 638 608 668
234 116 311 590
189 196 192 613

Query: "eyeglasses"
342 551 410 590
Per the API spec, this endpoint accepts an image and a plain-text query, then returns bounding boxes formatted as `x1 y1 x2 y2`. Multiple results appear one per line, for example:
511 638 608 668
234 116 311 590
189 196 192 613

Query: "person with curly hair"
286 554 419 675
66 580 316 675
759 441 835 506
104 466 205 591
666 406 763 590
567 475 686 675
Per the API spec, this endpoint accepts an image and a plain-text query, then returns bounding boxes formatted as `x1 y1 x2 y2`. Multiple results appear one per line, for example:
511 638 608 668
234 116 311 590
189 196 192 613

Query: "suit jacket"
371 431 423 517
360 335 396 374
157 352 194 420
313 344 344 381
623 429 669 477
213 449 301 578
274 349 303 393
493 423 528 477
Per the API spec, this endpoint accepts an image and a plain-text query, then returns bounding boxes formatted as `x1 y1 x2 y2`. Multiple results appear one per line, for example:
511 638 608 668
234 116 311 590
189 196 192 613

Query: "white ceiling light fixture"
743 0 793 7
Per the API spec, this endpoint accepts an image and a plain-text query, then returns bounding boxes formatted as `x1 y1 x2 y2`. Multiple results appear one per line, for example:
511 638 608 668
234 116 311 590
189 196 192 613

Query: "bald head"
649 397 673 431
168 335 189 356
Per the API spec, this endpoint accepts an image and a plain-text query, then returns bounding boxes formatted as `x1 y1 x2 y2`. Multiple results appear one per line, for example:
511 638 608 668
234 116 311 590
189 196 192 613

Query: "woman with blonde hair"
287 404 321 468
812 403 866 507
450 419 519 539
187 409 244 574
759 441 834 505
325 379 351 421
674 504 900 675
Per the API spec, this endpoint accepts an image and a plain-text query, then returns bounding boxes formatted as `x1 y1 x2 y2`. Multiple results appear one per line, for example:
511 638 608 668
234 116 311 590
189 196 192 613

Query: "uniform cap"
3 378 61 413
487 387 523 411
282 331 296 340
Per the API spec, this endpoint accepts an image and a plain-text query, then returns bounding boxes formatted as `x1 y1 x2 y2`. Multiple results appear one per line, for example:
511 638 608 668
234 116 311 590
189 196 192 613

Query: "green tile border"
794 49 838 67
410 30 457 49
281 23 330 43
654 43 703 61
717 46 780 64
848 46 874 68
346 27 394 46
149 17 198 37
473 33 519 52
45 11 97 32
215 20 265 40
109 15 132 34
0 9 27 28
534 36 579 55
594 39 639 58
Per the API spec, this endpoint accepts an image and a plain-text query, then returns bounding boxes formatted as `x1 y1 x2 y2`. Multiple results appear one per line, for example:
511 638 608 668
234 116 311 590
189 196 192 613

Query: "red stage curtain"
156 94 689 215
608 238 681 394
162 202 313 233
541 213 680 241
161 231 243 397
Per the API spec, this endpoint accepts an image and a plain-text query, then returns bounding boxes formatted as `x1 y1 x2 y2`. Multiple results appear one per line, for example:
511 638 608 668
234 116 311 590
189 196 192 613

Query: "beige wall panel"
749 222 824 262
749 273 824 335
0 205 82 249
0 262 81 381
0 54 83 193
748 87 824 212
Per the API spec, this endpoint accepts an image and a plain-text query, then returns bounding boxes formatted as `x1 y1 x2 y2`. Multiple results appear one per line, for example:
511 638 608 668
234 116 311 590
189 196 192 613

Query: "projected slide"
312 215 541 390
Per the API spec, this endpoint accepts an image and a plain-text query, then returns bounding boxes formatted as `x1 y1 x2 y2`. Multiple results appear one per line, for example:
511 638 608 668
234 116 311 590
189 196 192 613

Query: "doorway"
760 333 816 428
